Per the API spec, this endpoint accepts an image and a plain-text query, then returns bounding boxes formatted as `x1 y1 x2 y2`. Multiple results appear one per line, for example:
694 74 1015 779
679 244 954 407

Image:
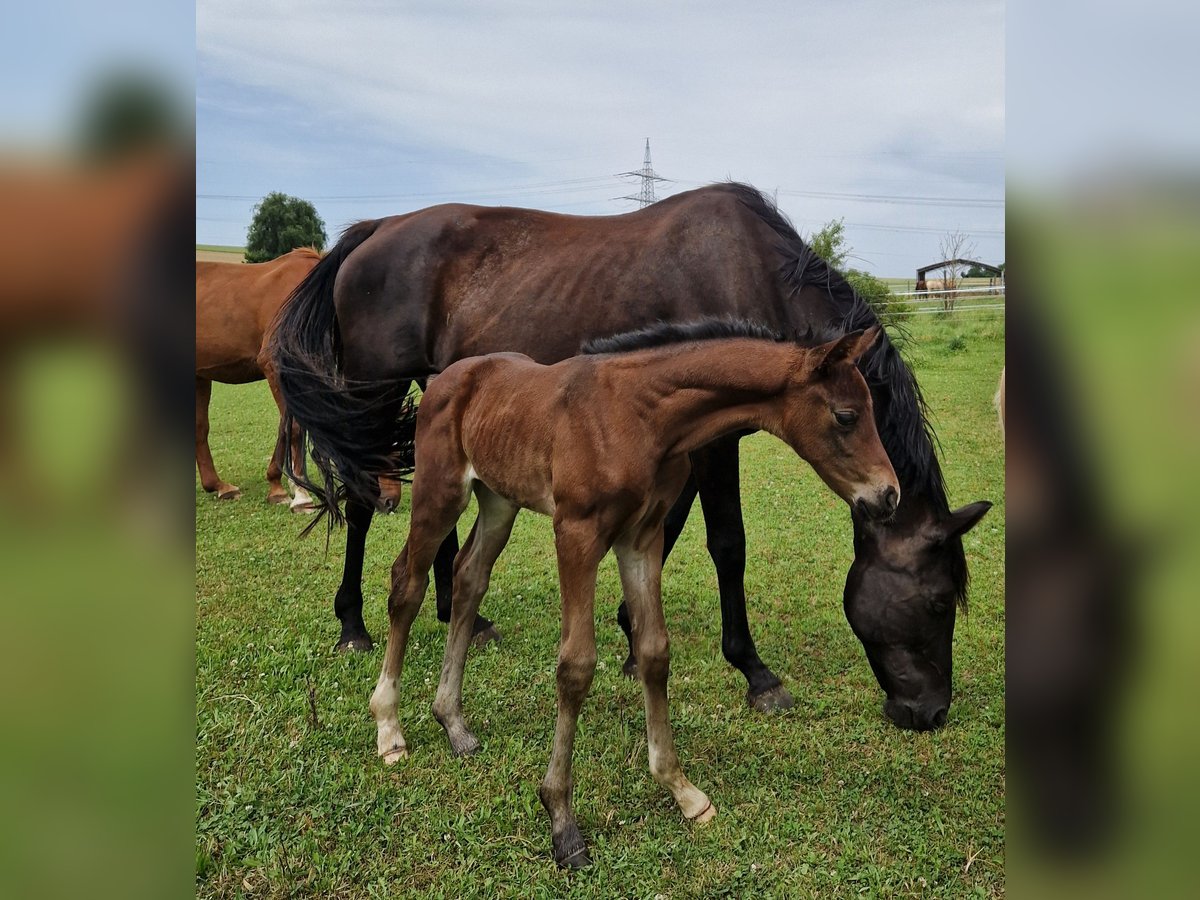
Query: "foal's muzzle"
855 485 899 521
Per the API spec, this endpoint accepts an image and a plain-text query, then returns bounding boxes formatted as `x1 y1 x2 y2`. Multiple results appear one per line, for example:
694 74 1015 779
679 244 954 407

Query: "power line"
616 139 669 208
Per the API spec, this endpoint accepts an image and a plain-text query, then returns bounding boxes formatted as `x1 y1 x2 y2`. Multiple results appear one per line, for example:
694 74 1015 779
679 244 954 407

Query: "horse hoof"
381 745 408 765
450 732 481 757
470 624 502 649
336 637 374 654
748 684 794 713
217 486 242 501
266 491 290 505
555 846 592 870
689 799 718 825
290 499 316 514
621 656 639 680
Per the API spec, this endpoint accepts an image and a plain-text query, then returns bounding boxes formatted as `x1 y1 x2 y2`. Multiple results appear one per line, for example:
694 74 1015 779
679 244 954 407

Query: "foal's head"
782 327 899 522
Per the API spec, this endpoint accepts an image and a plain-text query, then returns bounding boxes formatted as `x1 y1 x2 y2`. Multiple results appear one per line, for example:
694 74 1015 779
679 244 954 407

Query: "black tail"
269 220 417 528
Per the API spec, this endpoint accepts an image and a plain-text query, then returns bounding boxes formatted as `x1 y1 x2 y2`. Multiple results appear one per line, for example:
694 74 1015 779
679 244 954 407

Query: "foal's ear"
812 326 881 375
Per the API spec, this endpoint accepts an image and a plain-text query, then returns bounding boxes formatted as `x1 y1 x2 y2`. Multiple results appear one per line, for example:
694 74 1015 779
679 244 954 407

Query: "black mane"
723 183 967 605
582 317 787 355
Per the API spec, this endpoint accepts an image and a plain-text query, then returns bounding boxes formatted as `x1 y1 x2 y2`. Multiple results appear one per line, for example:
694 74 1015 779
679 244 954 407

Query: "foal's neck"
631 339 799 457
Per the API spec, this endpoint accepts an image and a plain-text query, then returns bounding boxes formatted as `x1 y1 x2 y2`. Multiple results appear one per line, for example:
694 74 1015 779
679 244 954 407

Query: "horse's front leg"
692 435 793 712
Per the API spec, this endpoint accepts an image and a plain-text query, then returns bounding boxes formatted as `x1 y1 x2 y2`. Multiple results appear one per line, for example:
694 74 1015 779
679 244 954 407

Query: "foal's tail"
268 220 417 527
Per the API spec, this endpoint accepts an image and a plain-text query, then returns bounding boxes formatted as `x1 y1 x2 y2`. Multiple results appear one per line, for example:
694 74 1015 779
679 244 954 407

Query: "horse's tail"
269 219 417 528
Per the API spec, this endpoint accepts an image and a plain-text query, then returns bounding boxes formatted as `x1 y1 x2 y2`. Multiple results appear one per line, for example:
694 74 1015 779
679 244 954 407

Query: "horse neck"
631 339 797 457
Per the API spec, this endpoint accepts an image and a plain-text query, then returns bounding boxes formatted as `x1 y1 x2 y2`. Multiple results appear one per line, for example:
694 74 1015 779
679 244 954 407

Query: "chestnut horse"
196 250 319 508
272 183 991 731
371 322 899 867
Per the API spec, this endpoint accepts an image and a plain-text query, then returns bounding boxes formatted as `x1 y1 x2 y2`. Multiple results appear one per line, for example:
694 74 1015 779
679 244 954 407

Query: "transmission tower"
618 139 669 208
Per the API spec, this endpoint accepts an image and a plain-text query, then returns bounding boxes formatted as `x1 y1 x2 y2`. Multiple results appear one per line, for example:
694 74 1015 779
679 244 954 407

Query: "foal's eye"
834 409 858 428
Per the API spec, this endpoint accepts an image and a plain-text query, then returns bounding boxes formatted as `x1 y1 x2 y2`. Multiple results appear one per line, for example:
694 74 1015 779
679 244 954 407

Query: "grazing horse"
370 322 899 868
195 250 319 509
271 182 991 730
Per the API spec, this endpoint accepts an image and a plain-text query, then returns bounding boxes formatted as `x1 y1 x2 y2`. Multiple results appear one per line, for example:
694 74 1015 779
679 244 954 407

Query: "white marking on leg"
369 671 407 763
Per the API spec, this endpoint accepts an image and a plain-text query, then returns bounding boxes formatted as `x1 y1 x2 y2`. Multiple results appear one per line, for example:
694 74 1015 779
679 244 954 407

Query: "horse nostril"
882 485 898 514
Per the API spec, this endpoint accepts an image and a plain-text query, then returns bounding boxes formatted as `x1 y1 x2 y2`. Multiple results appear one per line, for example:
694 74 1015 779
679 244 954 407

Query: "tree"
808 218 850 271
245 193 327 263
807 218 900 328
936 230 978 310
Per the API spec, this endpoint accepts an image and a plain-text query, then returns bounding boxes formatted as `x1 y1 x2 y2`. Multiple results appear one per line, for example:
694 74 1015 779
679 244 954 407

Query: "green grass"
197 244 247 254
196 314 1005 898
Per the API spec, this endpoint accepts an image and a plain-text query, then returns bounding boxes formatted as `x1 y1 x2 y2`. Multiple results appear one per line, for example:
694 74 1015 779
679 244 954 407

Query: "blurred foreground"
0 21 194 898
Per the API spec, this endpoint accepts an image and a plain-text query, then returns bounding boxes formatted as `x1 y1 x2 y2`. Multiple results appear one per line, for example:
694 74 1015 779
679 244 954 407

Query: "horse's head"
785 327 900 521
377 474 404 513
844 500 992 731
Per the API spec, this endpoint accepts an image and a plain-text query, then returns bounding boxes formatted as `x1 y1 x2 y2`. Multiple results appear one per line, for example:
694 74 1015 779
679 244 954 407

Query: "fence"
887 284 1005 317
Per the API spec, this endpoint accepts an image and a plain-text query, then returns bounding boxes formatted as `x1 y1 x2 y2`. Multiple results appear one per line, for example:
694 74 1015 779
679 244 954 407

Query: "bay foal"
370 321 899 868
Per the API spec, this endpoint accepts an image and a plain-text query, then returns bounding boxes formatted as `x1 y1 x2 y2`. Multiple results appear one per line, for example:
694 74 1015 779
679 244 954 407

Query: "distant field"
197 245 245 263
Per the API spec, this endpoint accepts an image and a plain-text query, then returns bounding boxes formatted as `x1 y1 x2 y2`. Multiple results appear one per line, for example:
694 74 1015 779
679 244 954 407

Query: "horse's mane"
723 183 967 606
292 246 323 261
582 317 787 355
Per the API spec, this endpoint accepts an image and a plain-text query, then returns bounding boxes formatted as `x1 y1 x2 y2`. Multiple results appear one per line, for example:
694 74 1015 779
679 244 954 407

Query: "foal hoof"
216 486 242 501
621 655 639 680
470 623 502 649
748 684 795 713
335 636 374 654
689 799 718 826
380 745 408 765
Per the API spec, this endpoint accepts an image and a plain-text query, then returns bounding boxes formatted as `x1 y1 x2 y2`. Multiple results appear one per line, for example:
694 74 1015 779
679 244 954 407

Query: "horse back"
331 186 790 380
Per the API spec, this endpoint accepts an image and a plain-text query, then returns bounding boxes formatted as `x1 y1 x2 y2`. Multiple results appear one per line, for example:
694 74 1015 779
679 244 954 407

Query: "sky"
197 1 1004 277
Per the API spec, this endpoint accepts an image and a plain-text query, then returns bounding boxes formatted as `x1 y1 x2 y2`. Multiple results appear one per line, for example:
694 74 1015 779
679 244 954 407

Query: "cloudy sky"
197 1 1004 277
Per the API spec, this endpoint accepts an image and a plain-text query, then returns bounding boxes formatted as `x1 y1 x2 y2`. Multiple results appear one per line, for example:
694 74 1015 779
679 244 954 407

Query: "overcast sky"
197 1 1004 277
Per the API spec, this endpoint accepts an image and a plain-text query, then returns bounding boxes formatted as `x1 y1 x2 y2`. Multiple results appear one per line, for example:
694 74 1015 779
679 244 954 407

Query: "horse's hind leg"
195 377 240 500
434 530 502 648
432 484 518 756
263 365 312 510
615 529 716 825
369 472 471 763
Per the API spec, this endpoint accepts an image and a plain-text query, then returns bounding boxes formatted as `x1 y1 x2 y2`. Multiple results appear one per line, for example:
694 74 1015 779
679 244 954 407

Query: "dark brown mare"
271 183 992 731
371 323 899 867
195 250 318 509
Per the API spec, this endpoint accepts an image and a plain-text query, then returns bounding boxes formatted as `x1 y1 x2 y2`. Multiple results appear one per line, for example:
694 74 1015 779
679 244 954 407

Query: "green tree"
807 218 901 328
245 193 327 263
808 218 850 270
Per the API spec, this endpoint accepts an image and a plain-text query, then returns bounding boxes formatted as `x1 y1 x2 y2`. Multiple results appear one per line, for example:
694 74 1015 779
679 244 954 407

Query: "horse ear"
812 327 882 375
933 501 993 542
812 329 865 375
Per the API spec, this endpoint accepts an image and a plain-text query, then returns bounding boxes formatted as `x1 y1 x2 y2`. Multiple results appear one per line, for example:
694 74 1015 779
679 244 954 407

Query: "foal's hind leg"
432 485 519 756
370 476 470 763
615 530 716 825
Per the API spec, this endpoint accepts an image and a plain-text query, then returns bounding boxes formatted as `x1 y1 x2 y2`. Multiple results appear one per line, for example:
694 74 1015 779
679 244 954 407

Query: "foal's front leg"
539 520 603 869
615 530 716 824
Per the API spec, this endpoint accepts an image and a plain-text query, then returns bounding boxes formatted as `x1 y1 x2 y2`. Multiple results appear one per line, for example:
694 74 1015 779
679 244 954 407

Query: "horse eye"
834 409 858 428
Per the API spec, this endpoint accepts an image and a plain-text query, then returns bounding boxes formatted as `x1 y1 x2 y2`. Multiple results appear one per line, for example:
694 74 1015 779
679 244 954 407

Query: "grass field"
198 245 246 263
195 312 1005 898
